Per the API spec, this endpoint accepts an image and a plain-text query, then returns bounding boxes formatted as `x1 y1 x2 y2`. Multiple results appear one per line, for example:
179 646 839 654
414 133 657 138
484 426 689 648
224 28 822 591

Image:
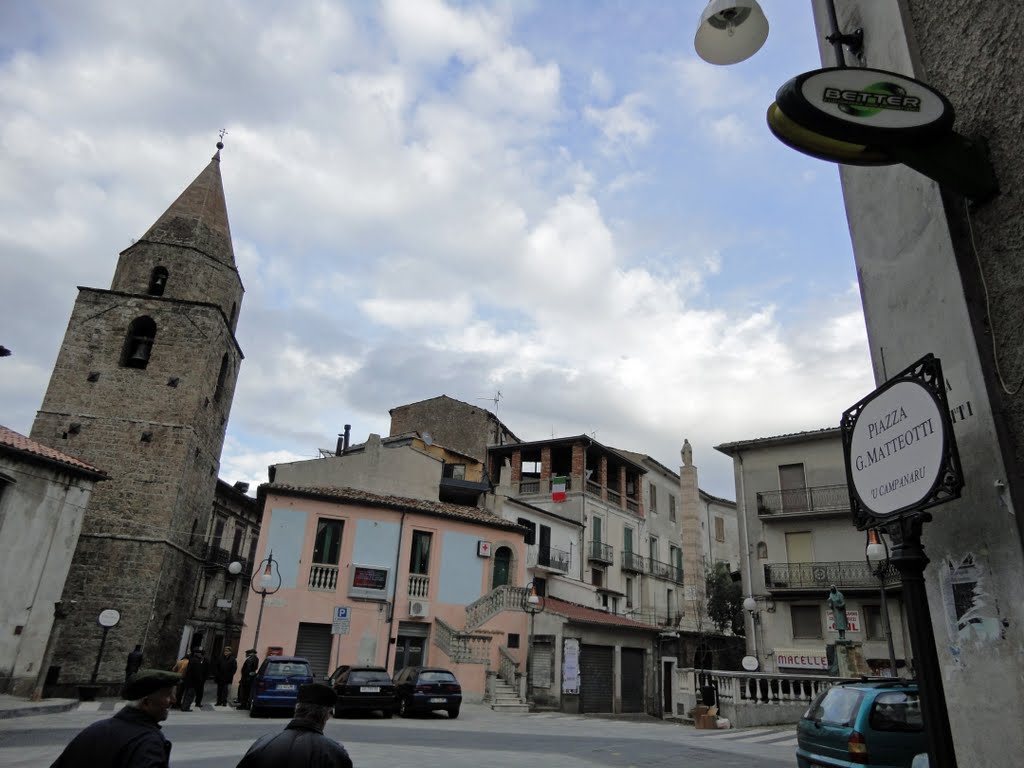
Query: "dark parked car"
249 656 314 717
393 666 462 718
797 680 926 768
332 666 398 718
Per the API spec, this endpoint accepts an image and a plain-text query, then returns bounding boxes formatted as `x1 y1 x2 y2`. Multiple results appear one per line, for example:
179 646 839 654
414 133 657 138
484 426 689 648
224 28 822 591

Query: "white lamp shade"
694 0 769 65
743 596 757 612
228 561 243 575
866 541 887 564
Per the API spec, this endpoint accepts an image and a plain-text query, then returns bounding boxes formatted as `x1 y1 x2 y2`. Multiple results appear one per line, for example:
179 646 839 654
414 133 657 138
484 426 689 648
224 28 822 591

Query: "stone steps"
490 680 528 712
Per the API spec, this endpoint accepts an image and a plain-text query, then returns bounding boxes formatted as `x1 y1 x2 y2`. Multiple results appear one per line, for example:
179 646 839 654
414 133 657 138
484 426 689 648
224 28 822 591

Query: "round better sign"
848 379 946 517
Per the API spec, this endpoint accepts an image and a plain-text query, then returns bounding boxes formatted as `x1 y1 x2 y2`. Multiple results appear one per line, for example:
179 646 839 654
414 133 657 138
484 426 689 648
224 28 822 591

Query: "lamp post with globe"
249 552 282 654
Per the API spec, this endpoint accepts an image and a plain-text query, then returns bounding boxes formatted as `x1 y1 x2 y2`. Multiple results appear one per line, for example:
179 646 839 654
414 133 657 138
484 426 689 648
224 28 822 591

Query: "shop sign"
775 648 828 670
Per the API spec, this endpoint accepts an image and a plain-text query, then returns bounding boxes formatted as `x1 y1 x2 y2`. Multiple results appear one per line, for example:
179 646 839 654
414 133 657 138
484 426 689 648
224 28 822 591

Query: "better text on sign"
846 379 945 517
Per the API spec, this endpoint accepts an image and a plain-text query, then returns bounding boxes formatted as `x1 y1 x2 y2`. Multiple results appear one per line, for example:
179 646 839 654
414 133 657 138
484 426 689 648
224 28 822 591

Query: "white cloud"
584 92 654 155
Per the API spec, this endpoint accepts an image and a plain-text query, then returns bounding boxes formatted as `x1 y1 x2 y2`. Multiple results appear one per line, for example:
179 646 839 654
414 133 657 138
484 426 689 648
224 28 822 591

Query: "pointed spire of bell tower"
136 135 235 269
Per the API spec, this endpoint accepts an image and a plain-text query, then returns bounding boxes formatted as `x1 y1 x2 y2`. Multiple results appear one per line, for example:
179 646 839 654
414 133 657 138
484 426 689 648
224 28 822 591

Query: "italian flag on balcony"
551 476 568 502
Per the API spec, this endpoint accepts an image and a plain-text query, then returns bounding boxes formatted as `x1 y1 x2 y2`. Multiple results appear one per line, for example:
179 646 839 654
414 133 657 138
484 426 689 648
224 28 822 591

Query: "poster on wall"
562 638 580 694
827 609 861 634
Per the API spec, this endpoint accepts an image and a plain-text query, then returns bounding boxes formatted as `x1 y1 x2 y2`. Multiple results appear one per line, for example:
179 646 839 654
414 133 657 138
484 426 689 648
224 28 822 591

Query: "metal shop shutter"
531 638 554 689
294 622 333 680
579 644 614 713
620 648 645 713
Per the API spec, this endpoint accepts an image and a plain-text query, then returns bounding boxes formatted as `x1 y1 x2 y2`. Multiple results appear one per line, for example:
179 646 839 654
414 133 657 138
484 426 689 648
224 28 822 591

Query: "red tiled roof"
0 425 106 478
263 483 528 535
544 597 662 632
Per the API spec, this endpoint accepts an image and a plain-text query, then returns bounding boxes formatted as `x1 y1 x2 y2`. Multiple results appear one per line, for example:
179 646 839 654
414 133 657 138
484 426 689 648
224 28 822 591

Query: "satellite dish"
422 432 433 446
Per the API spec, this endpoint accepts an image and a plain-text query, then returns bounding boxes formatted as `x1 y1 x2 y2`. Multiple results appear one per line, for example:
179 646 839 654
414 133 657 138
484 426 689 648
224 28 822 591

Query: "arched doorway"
492 546 512 588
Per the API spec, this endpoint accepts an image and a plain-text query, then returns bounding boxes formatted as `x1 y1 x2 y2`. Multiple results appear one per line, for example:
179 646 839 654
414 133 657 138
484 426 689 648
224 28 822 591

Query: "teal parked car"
796 680 926 768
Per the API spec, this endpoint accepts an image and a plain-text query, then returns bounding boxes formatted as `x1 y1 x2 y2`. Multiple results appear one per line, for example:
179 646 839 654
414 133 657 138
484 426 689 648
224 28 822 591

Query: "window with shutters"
791 605 822 639
669 494 676 521
625 577 633 609
649 483 657 512
517 517 537 545
715 516 725 542
313 519 343 565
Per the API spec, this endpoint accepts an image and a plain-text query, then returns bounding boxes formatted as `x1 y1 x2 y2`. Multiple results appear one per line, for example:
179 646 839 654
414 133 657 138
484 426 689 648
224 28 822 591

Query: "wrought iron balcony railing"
764 560 901 591
756 484 852 516
588 540 613 564
621 551 646 573
535 545 571 573
648 557 684 584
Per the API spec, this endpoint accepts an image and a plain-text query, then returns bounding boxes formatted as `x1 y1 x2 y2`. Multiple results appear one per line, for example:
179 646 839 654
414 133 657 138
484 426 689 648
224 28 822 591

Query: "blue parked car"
797 680 926 768
248 656 313 717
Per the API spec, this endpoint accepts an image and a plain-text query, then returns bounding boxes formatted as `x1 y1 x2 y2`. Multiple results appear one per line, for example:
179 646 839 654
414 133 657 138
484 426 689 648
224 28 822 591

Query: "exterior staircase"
490 677 529 713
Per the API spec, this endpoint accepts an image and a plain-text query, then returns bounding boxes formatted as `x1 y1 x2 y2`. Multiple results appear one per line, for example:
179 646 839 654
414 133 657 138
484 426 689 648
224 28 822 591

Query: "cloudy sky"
0 0 874 500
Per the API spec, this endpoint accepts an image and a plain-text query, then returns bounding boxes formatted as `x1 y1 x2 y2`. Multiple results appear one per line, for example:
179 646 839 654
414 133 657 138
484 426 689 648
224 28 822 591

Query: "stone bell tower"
30 142 245 693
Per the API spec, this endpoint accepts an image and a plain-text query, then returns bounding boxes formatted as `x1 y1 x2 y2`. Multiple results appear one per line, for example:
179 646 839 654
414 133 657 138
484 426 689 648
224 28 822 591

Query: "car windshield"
870 691 924 732
418 671 457 683
806 687 863 726
348 670 392 684
266 662 310 677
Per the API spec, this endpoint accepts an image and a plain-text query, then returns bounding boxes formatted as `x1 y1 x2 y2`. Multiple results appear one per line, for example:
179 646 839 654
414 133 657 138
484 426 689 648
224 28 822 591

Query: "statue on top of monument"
681 439 693 467
827 585 848 641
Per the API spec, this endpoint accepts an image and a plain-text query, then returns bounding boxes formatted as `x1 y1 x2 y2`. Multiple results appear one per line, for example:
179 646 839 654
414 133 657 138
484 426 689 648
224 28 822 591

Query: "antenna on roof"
477 390 503 444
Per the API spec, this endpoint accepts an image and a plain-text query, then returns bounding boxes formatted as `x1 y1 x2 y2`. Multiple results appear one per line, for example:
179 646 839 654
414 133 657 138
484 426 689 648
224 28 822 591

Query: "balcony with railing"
517 476 573 496
308 563 338 591
204 544 249 575
408 573 430 598
621 551 646 573
764 560 901 593
533 545 571 573
587 540 613 564
648 557 684 584
756 484 851 518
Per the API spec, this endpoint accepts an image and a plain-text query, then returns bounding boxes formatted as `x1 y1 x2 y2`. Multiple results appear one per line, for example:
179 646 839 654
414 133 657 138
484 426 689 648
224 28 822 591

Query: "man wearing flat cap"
50 669 179 768
236 682 353 768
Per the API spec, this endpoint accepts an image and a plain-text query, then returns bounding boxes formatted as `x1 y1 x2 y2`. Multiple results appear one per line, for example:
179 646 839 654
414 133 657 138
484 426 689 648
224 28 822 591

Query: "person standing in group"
179 647 209 711
236 683 353 768
50 669 180 768
236 648 259 709
171 654 189 704
125 644 144 681
214 646 238 707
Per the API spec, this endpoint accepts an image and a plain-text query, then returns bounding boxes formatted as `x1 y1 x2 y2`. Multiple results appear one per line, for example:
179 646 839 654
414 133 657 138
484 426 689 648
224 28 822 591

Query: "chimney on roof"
336 425 352 455
233 481 249 494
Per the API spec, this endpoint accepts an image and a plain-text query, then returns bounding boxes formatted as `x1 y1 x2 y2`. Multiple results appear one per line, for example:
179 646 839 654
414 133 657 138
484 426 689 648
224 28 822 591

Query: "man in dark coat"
179 647 209 711
236 648 259 709
236 683 353 768
125 644 144 681
50 669 179 768
214 646 238 706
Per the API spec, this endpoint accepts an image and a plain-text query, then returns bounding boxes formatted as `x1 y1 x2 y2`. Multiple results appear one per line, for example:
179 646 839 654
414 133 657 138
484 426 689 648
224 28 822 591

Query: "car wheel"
249 706 261 718
399 698 411 718
447 707 460 719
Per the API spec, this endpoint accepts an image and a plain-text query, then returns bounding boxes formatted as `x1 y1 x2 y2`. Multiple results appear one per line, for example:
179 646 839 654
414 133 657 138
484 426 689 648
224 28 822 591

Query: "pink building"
238 484 530 699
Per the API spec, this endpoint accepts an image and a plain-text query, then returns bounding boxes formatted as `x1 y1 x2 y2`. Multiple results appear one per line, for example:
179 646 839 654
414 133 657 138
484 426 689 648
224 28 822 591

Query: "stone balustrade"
307 563 338 591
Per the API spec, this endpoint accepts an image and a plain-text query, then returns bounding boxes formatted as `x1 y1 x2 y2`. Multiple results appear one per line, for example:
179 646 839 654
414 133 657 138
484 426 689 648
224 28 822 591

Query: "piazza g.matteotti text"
856 406 936 499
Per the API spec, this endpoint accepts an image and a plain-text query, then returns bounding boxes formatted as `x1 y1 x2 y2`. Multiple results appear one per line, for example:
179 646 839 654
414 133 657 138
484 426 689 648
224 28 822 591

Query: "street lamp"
249 551 282 654
521 581 546 707
865 529 899 678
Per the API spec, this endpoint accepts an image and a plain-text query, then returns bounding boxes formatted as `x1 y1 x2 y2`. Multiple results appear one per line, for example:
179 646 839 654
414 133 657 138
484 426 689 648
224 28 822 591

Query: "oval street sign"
848 379 946 517
98 609 121 628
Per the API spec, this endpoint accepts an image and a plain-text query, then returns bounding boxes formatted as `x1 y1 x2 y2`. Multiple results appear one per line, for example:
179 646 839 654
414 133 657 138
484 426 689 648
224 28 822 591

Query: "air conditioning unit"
408 599 430 618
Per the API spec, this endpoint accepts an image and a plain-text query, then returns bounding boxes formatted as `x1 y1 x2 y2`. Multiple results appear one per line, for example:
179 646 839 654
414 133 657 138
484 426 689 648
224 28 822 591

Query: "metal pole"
526 609 535 704
889 514 957 768
824 0 846 67
878 570 898 677
252 590 267 654
91 626 110 685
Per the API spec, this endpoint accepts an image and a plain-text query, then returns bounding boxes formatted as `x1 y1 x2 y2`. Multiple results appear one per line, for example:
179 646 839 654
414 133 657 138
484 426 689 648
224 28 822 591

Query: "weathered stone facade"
29 149 244 694
389 395 520 464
